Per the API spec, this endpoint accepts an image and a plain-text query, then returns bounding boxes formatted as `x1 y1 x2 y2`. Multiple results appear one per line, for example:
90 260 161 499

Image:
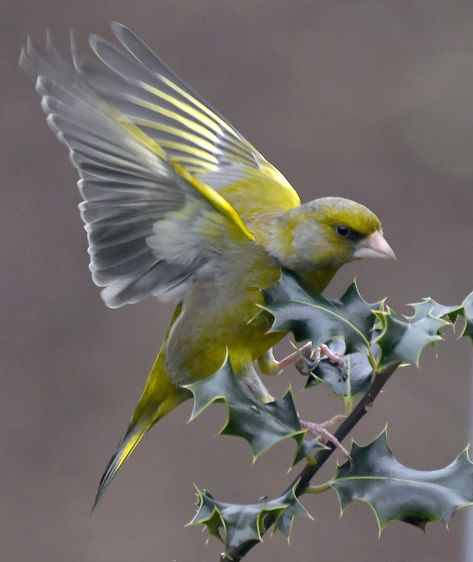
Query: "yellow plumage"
20 23 396 507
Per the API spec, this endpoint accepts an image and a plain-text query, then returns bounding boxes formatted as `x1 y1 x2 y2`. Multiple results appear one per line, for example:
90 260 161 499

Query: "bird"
20 23 396 509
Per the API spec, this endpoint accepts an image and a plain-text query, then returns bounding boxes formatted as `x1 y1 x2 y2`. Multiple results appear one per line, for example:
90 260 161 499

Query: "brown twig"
219 361 400 562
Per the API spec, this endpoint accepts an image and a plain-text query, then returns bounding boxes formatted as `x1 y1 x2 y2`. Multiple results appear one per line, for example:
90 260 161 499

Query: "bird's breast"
163 248 284 384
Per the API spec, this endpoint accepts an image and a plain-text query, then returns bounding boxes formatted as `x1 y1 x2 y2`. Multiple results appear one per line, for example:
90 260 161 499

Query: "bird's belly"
164 267 283 385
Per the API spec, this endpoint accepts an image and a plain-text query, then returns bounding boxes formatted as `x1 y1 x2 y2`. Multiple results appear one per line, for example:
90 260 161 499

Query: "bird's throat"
293 267 338 294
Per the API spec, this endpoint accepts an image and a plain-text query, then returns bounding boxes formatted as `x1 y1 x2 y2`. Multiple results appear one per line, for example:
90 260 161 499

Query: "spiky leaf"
263 271 380 356
305 338 373 398
331 431 473 531
185 361 307 460
374 309 447 368
409 298 463 324
190 486 312 549
375 292 473 368
462 291 473 340
272 487 314 539
293 437 330 465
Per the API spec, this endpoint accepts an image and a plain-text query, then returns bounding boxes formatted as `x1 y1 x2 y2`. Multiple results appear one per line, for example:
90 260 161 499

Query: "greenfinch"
20 23 396 507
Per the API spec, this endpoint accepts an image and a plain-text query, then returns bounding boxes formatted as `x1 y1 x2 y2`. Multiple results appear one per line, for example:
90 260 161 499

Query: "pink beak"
353 231 397 260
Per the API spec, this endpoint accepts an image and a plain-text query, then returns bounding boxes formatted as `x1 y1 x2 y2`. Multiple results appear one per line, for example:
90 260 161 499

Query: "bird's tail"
92 346 188 510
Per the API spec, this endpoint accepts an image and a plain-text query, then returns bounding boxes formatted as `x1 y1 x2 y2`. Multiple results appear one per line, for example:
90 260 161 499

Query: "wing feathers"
21 24 299 307
80 28 263 174
21 34 219 307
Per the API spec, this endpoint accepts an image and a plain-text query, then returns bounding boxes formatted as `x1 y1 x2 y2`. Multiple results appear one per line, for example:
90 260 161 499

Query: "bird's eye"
336 225 352 238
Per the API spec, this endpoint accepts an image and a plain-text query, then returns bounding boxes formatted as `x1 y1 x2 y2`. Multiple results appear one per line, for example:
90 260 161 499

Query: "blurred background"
2 1 472 561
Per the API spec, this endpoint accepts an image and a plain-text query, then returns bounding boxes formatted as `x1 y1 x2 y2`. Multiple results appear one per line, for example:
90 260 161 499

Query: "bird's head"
271 197 396 271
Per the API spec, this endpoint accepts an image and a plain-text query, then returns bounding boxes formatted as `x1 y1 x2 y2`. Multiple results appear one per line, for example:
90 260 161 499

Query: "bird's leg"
257 348 282 376
257 345 348 455
298 344 347 457
258 342 345 377
317 343 345 368
300 415 350 458
240 362 275 404
257 342 314 376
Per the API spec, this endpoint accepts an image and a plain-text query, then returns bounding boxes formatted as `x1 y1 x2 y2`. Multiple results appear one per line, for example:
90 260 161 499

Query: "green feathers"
255 197 384 272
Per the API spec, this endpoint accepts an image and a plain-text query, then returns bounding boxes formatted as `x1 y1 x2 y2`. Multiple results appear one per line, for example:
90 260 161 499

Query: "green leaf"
263 273 472 382
461 291 473 340
272 486 314 540
409 293 473 342
331 430 473 532
374 308 447 368
375 291 473 368
305 338 373 398
409 298 463 324
263 271 380 356
185 361 306 460
190 486 312 550
293 437 329 465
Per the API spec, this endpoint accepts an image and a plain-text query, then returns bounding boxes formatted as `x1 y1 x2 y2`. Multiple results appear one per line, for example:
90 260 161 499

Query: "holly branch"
185 272 472 561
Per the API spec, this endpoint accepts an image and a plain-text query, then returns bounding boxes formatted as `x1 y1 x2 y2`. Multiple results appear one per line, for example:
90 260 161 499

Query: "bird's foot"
300 414 349 458
258 342 345 377
281 341 345 376
277 341 314 374
316 343 345 369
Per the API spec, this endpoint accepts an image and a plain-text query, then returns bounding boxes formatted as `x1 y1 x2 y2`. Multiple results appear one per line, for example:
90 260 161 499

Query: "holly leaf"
263 273 472 383
293 437 329 465
331 430 473 532
461 291 473 340
185 361 306 460
375 291 473 368
374 308 447 369
305 338 374 398
262 271 380 356
408 298 463 324
190 485 312 550
272 485 314 539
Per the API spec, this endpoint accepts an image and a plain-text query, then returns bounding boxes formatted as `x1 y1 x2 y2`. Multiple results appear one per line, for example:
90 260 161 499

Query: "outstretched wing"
20 24 299 307
77 23 300 215
21 33 254 308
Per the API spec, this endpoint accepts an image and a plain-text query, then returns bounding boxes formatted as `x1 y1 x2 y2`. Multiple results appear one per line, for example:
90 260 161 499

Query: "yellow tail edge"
92 422 148 511
92 344 188 511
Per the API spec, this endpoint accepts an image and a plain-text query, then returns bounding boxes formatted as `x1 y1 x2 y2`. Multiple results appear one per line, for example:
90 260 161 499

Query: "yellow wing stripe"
133 97 218 142
98 69 297 232
174 163 255 241
261 164 301 205
130 117 219 153
143 83 224 135
143 80 257 166
131 114 254 168
166 156 218 171
105 101 253 241
157 140 219 164
99 100 168 160
161 76 239 137
161 76 260 164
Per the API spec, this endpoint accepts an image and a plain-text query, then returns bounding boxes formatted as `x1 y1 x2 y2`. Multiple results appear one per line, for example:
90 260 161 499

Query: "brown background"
2 1 473 561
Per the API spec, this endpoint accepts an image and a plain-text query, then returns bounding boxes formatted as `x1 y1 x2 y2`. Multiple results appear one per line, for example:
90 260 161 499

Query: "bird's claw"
295 342 345 376
300 414 350 458
270 341 346 377
318 343 345 368
294 342 318 375
274 341 314 374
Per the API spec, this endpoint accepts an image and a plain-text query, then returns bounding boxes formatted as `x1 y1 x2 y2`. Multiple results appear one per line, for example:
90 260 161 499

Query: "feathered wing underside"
84 22 299 205
20 33 250 307
78 23 300 214
20 24 300 307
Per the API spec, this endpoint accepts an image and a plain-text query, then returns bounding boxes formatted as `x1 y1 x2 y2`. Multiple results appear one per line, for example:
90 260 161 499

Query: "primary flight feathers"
20 23 300 308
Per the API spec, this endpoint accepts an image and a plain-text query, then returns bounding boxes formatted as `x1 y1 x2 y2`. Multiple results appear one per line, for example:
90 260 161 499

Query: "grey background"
2 1 473 561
